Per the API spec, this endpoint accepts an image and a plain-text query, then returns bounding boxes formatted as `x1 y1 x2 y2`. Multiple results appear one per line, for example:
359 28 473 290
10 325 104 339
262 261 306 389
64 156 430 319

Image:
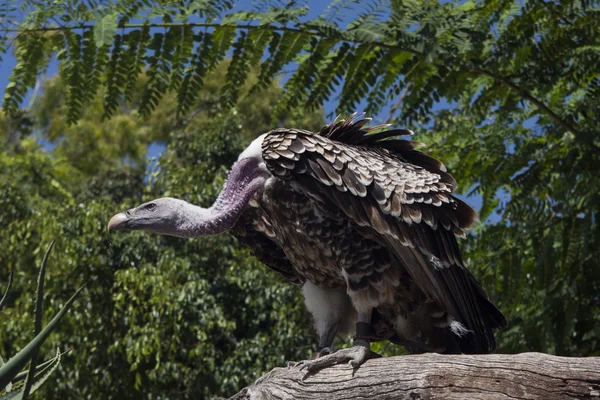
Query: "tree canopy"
1 64 327 398
1 0 599 398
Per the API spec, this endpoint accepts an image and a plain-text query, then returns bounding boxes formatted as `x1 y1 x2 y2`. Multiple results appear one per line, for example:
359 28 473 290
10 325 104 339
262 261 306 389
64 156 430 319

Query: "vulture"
108 113 506 371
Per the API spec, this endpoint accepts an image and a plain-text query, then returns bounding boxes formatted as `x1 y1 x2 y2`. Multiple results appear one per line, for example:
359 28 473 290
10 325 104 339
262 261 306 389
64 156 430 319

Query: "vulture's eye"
146 203 157 212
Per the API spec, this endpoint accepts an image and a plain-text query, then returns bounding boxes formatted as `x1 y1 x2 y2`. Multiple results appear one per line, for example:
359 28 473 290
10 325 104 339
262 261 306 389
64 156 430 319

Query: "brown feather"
359 129 415 146
366 203 391 235
277 148 298 160
342 168 367 197
331 156 344 171
402 150 447 173
408 204 422 224
307 158 333 186
317 157 343 186
454 197 479 229
288 139 305 154
421 205 436 229
278 157 296 170
390 192 403 217
370 182 387 204
348 192 371 225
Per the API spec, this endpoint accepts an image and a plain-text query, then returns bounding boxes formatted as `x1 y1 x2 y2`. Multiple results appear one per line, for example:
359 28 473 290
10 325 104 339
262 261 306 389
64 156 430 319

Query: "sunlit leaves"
250 30 311 96
2 33 50 117
93 13 117 47
220 31 251 109
280 37 336 111
138 32 171 118
306 42 351 110
1 0 598 145
169 25 194 92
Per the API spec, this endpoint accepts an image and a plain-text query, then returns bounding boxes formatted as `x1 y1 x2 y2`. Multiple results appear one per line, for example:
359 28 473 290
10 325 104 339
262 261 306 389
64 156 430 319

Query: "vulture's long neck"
176 157 266 238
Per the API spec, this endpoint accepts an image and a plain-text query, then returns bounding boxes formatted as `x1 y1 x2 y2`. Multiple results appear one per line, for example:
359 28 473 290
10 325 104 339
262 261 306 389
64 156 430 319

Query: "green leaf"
306 42 351 109
0 283 86 390
338 43 378 112
169 25 194 91
1 349 65 400
11 349 71 384
221 31 251 108
123 24 151 104
221 10 259 25
0 269 14 312
250 30 310 95
94 14 118 48
23 348 63 398
138 32 172 118
280 37 336 111
456 0 476 13
21 240 54 400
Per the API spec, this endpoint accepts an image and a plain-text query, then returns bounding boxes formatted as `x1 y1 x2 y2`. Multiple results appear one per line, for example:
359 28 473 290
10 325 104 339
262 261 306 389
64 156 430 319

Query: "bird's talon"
297 344 371 373
317 346 337 357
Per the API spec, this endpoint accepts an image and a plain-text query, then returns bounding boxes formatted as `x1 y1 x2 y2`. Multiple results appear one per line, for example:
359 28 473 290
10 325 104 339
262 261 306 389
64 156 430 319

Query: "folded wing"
262 115 506 353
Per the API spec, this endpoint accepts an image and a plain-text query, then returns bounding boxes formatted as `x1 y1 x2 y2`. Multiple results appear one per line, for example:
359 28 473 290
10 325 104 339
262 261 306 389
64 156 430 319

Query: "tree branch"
0 22 413 53
225 353 600 400
472 68 600 154
385 84 410 124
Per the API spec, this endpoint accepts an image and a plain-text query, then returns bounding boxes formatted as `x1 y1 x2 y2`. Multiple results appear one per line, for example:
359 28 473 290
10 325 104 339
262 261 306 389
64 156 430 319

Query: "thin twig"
0 269 14 312
0 22 416 52
385 84 410 124
473 68 600 153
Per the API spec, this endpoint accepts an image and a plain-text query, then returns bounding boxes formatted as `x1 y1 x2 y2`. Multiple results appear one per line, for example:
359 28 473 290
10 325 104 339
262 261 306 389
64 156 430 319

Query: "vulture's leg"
301 282 355 357
297 310 373 372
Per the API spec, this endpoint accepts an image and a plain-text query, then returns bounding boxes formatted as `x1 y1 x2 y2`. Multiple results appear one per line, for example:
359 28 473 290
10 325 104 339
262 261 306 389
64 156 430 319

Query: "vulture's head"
107 145 270 238
108 197 193 237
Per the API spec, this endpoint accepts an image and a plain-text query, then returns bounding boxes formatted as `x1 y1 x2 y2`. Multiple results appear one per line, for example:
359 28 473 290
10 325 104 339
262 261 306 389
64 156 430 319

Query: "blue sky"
0 0 491 216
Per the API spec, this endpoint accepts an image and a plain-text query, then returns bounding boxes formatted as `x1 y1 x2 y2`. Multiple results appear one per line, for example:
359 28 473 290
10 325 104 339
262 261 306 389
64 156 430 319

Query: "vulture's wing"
231 209 303 286
262 115 506 353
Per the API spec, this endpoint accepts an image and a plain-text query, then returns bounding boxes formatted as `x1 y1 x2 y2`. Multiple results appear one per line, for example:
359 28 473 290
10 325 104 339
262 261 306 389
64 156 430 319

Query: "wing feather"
232 211 303 286
262 116 506 353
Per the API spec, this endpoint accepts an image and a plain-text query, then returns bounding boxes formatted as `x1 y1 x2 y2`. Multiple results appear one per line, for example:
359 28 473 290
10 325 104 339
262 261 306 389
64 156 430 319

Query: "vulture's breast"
251 179 389 289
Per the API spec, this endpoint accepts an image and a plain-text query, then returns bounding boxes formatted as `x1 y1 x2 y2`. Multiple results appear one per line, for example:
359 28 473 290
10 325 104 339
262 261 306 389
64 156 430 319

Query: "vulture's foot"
295 339 371 372
316 346 336 357
287 346 338 369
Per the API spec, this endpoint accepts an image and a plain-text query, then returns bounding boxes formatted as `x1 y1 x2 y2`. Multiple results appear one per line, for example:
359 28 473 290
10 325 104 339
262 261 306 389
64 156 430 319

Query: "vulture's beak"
107 213 129 232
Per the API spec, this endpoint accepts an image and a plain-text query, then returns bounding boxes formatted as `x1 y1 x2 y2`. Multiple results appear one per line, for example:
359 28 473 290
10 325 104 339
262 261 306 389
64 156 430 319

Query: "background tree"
1 0 599 398
1 66 325 399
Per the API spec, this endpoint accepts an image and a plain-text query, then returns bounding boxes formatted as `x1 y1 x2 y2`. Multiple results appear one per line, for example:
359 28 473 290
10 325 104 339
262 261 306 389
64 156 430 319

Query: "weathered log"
226 352 600 400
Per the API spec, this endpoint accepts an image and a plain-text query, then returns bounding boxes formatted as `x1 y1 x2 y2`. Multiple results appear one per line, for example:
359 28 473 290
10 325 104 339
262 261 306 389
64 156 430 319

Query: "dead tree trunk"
226 352 600 399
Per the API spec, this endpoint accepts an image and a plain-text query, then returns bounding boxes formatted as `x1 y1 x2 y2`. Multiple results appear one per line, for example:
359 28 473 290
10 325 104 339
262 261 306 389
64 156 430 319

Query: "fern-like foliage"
102 33 125 120
5 0 593 146
220 30 251 109
305 41 352 110
122 25 151 103
280 37 336 112
138 32 172 118
250 29 311 95
168 25 194 92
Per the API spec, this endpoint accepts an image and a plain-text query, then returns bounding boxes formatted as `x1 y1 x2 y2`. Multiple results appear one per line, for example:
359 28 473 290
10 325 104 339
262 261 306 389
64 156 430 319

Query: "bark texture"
226 352 600 400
